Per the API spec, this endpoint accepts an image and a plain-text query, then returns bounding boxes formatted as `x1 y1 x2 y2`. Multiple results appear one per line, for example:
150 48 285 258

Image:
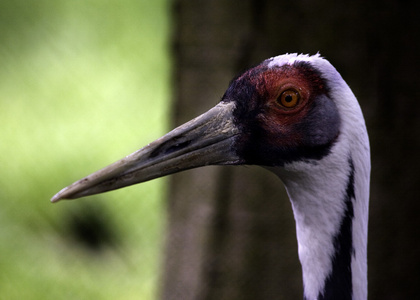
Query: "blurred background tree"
1 0 419 299
165 0 420 299
0 1 169 299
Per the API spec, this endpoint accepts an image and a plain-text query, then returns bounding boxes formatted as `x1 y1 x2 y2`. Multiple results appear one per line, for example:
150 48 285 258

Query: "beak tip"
51 187 70 203
51 193 62 203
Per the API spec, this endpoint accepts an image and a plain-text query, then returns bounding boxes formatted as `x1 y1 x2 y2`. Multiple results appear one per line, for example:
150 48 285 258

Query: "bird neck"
271 149 369 300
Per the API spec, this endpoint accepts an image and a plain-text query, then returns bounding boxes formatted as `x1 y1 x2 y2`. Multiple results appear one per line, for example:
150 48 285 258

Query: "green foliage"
0 0 169 299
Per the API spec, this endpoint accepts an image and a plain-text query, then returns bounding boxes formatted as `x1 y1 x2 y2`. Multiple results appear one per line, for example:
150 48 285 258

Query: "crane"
52 53 370 300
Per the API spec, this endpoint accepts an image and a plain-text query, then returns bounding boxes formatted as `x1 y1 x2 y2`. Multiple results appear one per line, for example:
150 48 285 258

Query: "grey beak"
51 102 239 202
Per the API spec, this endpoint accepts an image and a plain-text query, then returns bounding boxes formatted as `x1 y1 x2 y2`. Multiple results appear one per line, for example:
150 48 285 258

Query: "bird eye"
277 89 300 108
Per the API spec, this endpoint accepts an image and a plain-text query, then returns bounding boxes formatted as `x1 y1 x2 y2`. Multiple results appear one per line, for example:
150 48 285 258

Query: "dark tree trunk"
161 2 300 299
161 0 420 299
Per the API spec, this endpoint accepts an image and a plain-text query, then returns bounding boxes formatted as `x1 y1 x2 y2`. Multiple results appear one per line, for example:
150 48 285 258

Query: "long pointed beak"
51 102 240 202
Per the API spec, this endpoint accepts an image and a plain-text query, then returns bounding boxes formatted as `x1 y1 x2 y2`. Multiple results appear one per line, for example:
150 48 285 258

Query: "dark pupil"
285 94 293 102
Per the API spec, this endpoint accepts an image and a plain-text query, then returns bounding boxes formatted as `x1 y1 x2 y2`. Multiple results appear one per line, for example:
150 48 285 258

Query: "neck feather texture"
271 124 370 300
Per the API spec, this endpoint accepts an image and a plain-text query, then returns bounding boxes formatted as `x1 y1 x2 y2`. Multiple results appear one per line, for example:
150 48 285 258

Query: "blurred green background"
0 0 169 299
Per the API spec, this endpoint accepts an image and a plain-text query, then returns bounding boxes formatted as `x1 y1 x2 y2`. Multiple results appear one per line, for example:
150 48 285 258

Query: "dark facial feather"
222 61 340 166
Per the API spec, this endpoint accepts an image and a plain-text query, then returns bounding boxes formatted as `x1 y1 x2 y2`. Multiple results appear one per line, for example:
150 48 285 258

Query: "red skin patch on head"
242 63 327 149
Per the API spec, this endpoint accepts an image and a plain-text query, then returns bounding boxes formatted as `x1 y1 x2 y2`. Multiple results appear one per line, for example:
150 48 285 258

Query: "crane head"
52 53 349 202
